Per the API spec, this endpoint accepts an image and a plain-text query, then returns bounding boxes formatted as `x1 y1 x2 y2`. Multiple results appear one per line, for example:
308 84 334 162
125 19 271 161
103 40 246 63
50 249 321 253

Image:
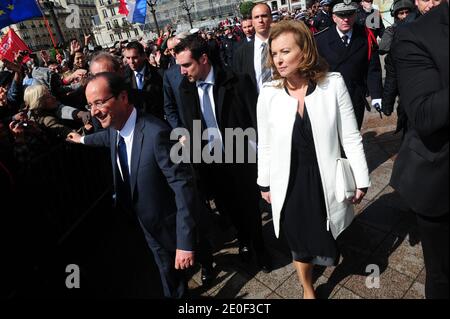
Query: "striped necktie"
261 42 272 84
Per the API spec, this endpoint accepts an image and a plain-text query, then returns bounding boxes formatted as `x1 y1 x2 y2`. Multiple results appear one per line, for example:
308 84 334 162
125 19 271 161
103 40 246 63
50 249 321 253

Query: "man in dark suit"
174 35 270 272
233 3 273 94
391 1 448 299
315 0 383 129
67 72 197 298
163 36 185 130
123 41 165 120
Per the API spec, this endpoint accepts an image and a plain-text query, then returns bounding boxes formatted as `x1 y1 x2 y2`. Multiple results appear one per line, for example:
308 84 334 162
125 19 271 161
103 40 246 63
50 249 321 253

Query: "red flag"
119 0 129 16
0 28 31 63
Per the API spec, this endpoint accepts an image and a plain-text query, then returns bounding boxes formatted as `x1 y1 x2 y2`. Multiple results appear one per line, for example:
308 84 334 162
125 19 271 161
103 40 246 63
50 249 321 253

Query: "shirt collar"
119 107 137 139
196 65 215 87
134 65 146 76
336 26 353 40
254 35 268 49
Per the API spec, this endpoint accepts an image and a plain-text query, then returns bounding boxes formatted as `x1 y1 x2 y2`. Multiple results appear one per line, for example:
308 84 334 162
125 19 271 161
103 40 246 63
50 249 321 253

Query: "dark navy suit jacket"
84 112 196 252
163 64 184 129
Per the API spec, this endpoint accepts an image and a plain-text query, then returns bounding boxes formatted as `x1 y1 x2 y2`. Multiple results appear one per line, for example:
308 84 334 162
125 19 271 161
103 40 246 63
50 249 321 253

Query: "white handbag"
335 158 356 203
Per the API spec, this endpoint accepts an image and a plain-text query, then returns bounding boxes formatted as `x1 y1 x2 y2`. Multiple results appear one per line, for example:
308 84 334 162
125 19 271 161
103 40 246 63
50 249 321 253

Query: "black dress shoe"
238 246 252 263
201 266 214 286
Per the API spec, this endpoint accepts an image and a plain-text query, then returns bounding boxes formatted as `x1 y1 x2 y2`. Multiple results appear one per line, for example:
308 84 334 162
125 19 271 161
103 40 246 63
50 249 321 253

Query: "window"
134 28 139 36
102 9 108 18
281 0 286 5
113 19 119 28
110 8 115 16
110 34 114 42
126 30 131 38
106 21 111 30
99 0 104 5
116 32 123 40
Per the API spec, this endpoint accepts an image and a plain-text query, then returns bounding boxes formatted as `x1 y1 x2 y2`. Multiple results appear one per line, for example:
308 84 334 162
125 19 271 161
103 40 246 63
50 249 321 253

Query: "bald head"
252 3 273 40
90 52 122 75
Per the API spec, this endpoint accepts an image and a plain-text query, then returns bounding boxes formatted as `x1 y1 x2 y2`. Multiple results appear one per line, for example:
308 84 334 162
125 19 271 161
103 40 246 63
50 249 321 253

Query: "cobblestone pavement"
187 109 426 299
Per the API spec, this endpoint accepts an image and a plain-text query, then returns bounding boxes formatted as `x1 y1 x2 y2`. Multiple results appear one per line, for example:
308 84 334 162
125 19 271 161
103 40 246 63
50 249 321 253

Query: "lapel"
246 40 256 83
213 67 234 128
180 78 202 133
142 62 153 88
126 66 138 90
330 26 366 68
110 128 118 188
130 113 144 199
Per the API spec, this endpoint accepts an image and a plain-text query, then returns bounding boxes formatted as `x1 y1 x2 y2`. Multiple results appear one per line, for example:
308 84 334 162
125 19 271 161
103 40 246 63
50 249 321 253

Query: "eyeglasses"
86 95 115 111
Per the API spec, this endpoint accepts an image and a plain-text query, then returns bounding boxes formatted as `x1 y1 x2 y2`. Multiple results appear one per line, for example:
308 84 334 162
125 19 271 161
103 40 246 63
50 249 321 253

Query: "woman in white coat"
257 20 370 299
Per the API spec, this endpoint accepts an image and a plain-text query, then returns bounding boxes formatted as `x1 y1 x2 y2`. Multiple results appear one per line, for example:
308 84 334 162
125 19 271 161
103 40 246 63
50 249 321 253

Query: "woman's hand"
351 188 368 205
261 191 272 204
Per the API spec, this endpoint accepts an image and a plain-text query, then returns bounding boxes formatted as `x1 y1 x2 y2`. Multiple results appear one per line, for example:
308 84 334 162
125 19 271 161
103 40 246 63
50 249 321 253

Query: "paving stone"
372 235 424 279
332 287 362 299
266 292 283 299
275 272 304 299
212 273 273 299
403 282 425 299
366 166 392 201
344 267 413 299
255 257 295 291
416 267 426 285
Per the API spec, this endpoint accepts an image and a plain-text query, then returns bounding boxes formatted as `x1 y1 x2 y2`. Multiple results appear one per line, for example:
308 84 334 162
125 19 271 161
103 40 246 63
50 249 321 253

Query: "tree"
240 1 255 18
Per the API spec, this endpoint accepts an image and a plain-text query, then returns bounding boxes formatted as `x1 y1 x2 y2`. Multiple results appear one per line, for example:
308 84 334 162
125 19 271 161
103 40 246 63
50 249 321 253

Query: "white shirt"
254 35 269 94
116 107 137 178
336 27 353 45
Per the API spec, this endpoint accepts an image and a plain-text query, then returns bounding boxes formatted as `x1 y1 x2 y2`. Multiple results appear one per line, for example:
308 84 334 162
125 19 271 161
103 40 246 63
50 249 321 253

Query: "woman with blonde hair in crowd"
24 84 74 140
257 20 370 299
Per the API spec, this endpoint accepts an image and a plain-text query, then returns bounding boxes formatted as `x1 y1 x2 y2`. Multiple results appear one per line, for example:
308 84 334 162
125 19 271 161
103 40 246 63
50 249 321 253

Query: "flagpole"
35 0 58 49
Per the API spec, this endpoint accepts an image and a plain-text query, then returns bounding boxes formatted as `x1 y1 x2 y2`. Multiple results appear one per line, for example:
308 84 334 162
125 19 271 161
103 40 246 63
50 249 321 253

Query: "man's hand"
66 132 82 143
76 110 91 124
261 191 271 204
175 249 195 270
70 40 81 55
40 50 50 65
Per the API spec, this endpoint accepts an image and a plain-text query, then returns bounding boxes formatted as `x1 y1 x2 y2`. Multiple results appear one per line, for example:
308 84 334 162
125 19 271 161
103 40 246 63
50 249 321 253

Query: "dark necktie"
342 35 349 47
117 134 131 203
261 42 272 84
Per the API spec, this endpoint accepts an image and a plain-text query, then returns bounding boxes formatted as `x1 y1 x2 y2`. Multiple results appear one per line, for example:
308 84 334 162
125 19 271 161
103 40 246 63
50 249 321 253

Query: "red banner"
0 28 31 63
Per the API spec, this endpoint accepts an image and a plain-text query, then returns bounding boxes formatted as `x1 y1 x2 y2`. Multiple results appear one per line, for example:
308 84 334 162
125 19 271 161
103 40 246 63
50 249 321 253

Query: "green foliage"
240 1 255 18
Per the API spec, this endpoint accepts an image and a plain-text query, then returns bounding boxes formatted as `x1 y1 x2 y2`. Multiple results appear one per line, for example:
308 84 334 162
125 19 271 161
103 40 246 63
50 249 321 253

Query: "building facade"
1 0 97 51
92 0 145 48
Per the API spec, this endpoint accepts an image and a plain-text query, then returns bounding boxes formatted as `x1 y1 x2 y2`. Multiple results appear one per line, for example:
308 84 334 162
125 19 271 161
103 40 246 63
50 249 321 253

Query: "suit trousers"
416 212 449 299
137 218 187 298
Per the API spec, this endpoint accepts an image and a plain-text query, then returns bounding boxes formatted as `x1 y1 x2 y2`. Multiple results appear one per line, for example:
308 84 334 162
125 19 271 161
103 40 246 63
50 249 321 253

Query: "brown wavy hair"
268 20 328 87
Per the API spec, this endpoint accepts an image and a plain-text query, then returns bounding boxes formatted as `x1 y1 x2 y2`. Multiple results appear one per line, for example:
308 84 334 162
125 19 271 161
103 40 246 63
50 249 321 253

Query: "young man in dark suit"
67 72 197 298
233 3 273 94
123 41 165 120
391 0 448 299
174 35 271 273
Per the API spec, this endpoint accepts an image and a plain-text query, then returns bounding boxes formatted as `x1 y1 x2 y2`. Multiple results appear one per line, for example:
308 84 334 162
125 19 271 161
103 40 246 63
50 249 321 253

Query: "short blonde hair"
23 84 49 110
268 20 328 86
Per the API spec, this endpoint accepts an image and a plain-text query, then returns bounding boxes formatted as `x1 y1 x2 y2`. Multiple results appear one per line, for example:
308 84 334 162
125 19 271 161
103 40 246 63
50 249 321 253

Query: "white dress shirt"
336 27 353 45
254 35 269 93
116 107 137 178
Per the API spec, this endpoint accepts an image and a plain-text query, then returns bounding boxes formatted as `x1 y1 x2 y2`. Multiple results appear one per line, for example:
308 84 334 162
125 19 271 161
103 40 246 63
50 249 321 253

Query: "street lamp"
147 0 160 35
180 0 194 29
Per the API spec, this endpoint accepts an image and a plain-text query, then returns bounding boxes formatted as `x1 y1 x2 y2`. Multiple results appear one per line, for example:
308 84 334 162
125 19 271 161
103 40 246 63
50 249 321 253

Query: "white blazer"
257 73 371 239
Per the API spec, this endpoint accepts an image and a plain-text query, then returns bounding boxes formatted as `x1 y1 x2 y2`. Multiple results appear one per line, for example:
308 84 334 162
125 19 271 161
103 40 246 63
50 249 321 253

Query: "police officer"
313 0 334 32
315 0 383 129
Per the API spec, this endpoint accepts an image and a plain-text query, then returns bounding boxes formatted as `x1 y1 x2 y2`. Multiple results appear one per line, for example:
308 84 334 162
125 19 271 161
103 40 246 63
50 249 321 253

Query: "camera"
12 120 30 128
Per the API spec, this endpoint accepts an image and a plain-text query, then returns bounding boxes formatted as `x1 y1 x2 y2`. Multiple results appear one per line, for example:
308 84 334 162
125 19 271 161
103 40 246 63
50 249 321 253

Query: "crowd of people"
0 0 448 299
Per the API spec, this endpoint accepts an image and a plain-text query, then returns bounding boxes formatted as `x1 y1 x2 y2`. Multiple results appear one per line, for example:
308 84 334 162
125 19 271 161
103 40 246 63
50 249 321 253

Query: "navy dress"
281 85 339 266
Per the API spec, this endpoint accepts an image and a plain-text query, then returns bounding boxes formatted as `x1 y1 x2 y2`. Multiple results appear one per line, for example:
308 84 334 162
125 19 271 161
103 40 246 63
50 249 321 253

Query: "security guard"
313 0 334 32
315 0 383 129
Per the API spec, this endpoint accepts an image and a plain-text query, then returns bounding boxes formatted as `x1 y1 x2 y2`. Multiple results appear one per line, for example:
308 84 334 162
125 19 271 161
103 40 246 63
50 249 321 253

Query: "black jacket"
390 2 449 216
124 62 164 120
